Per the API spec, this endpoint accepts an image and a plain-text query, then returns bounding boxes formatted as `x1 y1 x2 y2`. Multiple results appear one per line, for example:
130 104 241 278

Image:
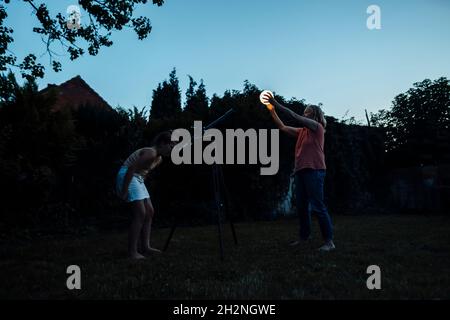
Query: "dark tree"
0 73 80 226
0 0 164 80
371 77 450 166
149 68 182 120
184 75 209 119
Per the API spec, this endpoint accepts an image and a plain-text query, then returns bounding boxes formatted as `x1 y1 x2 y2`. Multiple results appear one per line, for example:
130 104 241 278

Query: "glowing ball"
259 90 274 110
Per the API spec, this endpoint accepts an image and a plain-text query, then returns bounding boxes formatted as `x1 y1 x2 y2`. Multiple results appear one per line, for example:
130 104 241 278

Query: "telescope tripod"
163 108 238 261
162 162 238 261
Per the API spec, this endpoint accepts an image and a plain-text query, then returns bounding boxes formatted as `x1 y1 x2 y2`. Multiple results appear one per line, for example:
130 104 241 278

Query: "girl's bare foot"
289 240 300 246
130 252 146 260
143 247 162 255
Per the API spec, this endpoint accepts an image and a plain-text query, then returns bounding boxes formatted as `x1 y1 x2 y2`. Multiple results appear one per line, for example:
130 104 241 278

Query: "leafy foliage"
2 70 445 233
0 0 164 79
149 68 182 120
371 77 450 167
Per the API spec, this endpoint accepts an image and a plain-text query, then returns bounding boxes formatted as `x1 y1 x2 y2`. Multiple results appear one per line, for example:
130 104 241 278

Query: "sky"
5 0 450 121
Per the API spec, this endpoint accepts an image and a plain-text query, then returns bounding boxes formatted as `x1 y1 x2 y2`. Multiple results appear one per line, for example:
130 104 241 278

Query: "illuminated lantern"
259 90 274 110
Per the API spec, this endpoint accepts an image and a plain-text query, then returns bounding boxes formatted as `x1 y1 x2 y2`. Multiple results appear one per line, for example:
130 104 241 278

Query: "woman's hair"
307 105 327 128
152 130 173 147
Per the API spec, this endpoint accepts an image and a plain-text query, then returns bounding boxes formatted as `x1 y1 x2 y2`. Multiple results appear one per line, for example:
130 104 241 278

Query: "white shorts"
116 166 150 202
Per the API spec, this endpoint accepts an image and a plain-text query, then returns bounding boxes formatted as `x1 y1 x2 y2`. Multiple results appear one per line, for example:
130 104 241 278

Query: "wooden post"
365 109 371 127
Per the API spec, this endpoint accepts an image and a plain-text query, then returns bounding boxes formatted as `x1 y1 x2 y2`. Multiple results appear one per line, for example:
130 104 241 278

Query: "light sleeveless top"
123 147 154 177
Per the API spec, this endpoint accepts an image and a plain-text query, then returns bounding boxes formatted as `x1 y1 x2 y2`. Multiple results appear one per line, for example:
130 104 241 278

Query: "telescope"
164 108 238 261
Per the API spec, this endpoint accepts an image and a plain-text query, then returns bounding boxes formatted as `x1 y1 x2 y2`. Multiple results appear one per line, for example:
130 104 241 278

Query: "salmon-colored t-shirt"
294 124 326 172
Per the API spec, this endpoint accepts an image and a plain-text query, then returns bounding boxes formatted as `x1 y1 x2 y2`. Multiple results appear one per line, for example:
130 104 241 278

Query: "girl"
116 131 174 259
262 92 335 251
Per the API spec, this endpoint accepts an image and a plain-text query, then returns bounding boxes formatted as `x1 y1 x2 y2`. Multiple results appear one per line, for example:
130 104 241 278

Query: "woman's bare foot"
130 252 146 260
143 247 162 255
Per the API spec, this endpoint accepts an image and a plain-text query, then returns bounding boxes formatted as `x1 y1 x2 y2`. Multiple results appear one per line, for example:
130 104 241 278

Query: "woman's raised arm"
268 106 300 138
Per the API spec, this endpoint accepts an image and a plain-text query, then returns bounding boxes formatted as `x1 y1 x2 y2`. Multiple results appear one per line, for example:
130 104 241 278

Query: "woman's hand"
268 107 276 115
261 91 274 102
262 92 275 110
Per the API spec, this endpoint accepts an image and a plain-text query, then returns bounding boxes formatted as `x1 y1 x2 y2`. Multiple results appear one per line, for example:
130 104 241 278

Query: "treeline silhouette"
0 70 448 235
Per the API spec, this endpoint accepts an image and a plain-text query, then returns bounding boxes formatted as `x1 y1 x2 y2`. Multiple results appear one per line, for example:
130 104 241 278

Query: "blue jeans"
295 169 333 242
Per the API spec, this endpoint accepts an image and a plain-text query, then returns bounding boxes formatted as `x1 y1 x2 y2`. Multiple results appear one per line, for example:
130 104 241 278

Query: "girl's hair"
307 105 327 128
152 130 173 147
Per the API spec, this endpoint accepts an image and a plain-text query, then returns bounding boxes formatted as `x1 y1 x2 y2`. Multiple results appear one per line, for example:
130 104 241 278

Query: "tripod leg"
163 220 177 252
229 219 238 245
217 211 225 261
218 166 238 245
213 165 225 261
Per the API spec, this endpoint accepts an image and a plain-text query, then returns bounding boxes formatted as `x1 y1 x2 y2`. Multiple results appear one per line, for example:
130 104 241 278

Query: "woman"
116 131 174 259
262 92 335 251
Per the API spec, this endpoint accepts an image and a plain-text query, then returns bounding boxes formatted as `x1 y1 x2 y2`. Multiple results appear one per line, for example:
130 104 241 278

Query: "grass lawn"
1 215 449 299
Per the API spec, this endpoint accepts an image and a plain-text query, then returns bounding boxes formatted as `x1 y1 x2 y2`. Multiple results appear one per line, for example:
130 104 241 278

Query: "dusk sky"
6 0 450 121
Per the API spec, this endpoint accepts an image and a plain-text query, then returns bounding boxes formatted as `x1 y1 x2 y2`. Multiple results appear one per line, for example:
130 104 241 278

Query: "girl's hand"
151 155 163 170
